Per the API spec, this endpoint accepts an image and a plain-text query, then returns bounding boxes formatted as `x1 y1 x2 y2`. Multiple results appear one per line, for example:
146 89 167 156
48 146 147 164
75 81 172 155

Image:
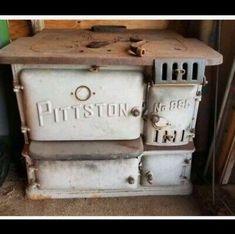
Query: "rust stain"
89 193 103 198
27 193 52 200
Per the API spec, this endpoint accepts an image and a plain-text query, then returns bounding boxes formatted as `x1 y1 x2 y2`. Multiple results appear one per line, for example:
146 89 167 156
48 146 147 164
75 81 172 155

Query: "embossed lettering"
60 106 71 121
84 104 94 118
178 99 185 109
108 104 118 117
119 103 128 117
154 103 166 112
95 103 106 117
54 108 60 123
154 103 160 112
36 101 132 126
37 101 52 126
154 99 191 113
169 101 177 110
72 105 80 119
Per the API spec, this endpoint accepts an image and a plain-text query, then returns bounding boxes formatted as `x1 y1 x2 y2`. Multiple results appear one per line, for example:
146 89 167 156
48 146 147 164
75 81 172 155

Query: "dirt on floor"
0 166 201 216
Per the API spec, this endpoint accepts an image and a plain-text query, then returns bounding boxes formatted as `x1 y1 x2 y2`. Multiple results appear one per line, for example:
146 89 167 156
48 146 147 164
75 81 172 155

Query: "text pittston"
36 100 130 126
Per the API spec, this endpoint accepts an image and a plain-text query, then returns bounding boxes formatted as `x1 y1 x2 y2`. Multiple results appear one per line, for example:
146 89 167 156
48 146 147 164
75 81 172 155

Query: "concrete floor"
0 166 201 216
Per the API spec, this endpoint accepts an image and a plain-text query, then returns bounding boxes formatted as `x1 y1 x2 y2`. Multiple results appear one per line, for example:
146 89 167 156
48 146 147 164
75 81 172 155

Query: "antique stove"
0 28 222 199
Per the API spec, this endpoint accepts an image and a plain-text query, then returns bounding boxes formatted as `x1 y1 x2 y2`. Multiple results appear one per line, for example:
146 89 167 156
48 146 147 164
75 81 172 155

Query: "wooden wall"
8 20 32 40
8 20 189 40
216 21 235 183
44 20 169 29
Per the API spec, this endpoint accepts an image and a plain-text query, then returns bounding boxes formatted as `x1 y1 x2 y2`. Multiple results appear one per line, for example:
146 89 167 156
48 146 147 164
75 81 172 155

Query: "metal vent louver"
154 59 206 84
155 130 187 144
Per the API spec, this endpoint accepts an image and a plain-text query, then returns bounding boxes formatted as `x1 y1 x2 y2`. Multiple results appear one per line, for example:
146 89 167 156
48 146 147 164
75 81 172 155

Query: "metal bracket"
180 158 192 183
13 85 24 92
186 129 196 140
28 165 38 173
21 126 30 133
145 171 153 184
28 182 40 189
21 126 30 144
22 151 33 165
195 91 202 101
202 75 208 86
22 149 40 189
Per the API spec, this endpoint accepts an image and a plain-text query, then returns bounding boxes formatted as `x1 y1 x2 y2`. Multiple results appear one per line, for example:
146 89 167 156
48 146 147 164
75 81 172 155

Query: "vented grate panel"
154 59 206 84
155 129 186 144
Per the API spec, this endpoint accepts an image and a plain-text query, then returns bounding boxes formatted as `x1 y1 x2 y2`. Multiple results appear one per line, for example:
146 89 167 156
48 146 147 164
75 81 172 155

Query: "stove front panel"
20 68 145 141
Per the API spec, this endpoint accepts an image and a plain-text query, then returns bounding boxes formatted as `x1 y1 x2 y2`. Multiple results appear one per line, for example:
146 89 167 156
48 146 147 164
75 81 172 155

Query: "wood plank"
218 108 235 183
216 58 235 182
8 20 32 40
220 133 235 184
44 20 169 29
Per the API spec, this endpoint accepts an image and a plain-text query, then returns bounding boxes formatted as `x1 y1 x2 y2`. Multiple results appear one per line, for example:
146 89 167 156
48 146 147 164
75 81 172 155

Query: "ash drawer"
32 158 139 190
19 68 145 141
140 145 194 186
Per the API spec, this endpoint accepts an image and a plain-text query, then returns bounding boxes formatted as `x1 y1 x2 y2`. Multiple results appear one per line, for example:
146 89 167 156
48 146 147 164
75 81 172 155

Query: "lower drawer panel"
140 150 193 186
32 158 139 190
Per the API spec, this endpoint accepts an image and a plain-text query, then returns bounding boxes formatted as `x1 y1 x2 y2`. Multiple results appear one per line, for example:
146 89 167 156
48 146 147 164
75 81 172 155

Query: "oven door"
20 68 145 140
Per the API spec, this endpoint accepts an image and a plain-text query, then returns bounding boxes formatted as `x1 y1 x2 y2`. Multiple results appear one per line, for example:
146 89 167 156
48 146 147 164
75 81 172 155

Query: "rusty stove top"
0 29 222 66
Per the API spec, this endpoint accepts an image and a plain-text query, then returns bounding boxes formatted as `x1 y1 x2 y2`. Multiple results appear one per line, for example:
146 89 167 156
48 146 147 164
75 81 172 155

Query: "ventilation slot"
172 63 178 80
182 63 188 80
163 131 168 143
192 63 198 80
155 130 159 142
162 63 167 80
181 130 185 142
173 131 177 142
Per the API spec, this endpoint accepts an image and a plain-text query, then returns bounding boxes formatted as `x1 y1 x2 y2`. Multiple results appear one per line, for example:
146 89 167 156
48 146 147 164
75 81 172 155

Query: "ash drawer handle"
127 176 135 184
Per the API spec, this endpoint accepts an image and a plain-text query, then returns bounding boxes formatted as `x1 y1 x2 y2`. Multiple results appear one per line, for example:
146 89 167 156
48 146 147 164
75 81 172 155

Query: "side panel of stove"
144 59 205 146
12 65 146 141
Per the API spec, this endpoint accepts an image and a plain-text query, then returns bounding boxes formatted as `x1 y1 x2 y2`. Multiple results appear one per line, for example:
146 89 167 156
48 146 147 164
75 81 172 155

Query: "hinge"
195 90 202 101
22 151 33 165
13 85 24 92
186 132 195 140
21 126 30 144
180 158 191 183
28 182 40 189
21 126 30 133
202 75 208 86
22 150 39 188
28 165 38 173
